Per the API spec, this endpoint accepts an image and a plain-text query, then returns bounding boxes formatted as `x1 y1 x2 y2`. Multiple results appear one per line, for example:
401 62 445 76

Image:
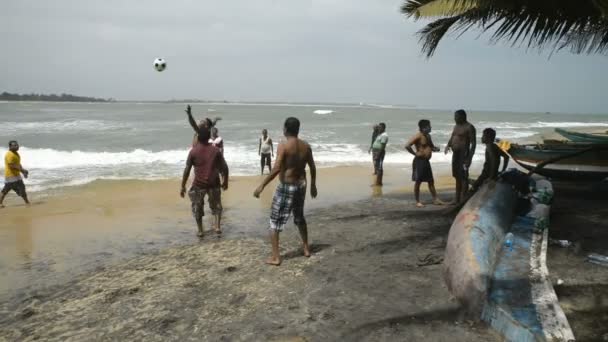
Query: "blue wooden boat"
444 181 517 315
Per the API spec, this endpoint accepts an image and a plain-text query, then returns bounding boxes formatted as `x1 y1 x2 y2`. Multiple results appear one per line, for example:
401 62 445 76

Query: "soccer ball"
153 58 166 72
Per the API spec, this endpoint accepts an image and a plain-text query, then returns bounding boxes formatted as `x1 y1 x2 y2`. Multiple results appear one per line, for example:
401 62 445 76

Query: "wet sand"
0 188 499 341
2 161 606 340
0 165 453 298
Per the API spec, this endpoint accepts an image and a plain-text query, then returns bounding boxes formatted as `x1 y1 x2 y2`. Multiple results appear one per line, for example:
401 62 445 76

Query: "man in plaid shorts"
254 117 318 266
181 126 229 237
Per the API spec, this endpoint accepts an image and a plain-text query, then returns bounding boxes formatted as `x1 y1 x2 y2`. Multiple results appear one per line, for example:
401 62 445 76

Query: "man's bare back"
278 138 311 184
253 117 317 266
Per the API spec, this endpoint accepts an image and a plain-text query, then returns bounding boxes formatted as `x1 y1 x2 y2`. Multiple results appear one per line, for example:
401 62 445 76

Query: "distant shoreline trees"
0 92 114 102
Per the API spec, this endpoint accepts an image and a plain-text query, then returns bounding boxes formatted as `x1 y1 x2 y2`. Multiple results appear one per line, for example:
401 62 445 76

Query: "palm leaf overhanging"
401 0 608 57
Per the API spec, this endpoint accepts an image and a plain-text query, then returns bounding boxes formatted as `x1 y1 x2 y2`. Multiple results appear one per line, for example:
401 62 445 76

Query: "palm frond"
402 0 608 57
417 16 462 56
401 0 477 19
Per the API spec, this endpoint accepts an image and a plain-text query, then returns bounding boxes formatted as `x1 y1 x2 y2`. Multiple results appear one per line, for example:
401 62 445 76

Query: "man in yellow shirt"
1 140 30 208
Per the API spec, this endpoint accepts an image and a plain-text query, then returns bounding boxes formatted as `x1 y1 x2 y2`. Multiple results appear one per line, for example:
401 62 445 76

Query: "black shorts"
261 153 272 166
452 149 469 180
2 180 26 197
412 157 434 183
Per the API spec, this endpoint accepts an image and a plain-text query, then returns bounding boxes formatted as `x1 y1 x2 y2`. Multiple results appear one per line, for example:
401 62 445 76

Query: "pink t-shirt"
188 143 226 188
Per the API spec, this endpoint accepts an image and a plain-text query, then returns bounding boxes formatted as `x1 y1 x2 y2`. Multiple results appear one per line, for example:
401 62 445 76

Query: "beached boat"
445 179 574 340
507 142 608 181
444 181 517 315
555 128 608 144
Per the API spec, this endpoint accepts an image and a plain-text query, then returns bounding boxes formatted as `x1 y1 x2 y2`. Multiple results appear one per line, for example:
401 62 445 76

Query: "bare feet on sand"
303 247 311 258
214 228 222 235
197 231 204 238
416 202 425 208
265 258 281 266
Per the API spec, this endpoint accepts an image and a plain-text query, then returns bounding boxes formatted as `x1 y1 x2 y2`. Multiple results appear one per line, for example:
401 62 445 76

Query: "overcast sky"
2 0 608 113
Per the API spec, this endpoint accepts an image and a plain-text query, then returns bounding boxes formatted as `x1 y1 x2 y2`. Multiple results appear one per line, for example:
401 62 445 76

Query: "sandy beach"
0 164 606 341
0 166 501 341
3 0 608 338
0 165 454 298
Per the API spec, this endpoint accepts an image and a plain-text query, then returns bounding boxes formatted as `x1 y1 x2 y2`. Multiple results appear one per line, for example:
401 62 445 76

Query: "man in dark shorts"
368 124 380 174
253 117 317 266
258 129 274 175
1 140 30 208
471 128 509 191
445 110 476 204
405 120 443 208
371 122 388 186
180 127 229 237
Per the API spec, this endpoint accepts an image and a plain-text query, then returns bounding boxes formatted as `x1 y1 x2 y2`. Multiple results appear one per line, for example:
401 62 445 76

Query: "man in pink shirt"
181 127 229 237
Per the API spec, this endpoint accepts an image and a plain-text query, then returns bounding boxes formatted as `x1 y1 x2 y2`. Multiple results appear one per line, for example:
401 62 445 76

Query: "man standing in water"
368 124 380 174
0 141 30 208
445 110 476 204
181 127 229 237
371 122 388 186
258 129 274 175
253 117 317 266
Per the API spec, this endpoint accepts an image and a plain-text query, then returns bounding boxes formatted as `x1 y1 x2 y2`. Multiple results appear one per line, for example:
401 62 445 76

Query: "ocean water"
1 101 608 192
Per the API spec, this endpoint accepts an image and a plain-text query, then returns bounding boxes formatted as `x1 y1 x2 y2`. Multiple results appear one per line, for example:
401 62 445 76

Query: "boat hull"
555 128 608 144
508 143 608 181
516 160 608 181
444 181 517 315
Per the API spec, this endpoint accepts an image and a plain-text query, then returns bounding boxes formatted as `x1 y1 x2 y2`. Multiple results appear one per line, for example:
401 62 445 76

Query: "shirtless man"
445 110 476 204
253 117 318 266
405 120 442 208
471 128 509 191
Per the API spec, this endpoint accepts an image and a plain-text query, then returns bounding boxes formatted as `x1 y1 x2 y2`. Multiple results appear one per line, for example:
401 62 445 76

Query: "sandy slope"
0 194 499 341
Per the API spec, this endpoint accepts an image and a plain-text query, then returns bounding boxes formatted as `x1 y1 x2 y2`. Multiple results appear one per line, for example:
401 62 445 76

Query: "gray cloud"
1 0 608 113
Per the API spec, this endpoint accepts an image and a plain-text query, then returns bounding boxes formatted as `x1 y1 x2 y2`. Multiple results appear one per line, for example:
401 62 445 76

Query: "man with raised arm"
185 105 221 147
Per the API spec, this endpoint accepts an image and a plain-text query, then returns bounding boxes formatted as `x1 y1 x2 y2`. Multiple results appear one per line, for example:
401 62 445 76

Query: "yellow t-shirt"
4 151 21 179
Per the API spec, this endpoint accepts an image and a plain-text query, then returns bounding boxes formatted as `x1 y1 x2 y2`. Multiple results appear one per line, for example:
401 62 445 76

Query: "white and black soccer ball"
153 58 166 72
